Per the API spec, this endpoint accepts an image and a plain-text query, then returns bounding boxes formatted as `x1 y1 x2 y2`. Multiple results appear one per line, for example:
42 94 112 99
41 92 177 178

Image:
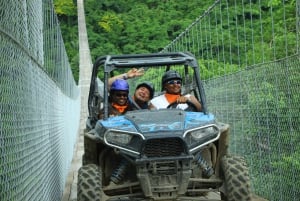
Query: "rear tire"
221 155 252 201
77 164 103 201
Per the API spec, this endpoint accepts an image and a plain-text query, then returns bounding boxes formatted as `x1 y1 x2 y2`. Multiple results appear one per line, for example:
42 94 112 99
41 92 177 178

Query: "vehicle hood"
98 109 215 133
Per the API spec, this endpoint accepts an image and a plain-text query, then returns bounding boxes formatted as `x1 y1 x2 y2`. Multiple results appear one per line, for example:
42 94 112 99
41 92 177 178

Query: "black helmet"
136 81 155 99
162 70 182 86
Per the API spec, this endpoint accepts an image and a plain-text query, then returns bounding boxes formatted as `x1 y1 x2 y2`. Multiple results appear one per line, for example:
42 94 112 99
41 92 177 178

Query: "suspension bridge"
0 0 299 201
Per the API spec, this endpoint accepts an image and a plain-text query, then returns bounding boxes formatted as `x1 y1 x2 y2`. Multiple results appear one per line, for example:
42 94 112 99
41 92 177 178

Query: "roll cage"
88 52 207 124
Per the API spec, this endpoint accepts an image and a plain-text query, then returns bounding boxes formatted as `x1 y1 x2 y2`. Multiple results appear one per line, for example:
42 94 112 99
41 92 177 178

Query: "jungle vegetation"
54 0 297 82
54 1 299 200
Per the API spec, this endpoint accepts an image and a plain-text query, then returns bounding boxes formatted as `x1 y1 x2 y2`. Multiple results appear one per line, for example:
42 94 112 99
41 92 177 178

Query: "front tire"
221 155 252 201
77 164 103 201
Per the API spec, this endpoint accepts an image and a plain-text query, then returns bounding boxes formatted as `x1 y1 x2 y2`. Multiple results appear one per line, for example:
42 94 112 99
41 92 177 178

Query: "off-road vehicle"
78 52 252 201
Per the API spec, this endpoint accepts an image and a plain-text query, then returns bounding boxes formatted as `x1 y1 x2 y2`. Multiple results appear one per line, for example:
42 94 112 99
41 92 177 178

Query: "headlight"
105 130 133 145
184 124 220 153
190 126 219 140
104 129 144 155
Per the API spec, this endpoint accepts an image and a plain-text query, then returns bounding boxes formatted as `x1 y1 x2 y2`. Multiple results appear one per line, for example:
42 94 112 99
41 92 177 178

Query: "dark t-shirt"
128 96 148 110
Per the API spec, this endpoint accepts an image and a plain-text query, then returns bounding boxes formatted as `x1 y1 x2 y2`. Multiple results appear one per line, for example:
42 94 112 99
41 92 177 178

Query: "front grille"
143 138 185 157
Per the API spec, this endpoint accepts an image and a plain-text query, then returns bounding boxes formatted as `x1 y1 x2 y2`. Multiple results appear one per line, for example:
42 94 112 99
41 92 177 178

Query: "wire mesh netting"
0 0 299 201
204 55 300 200
160 0 300 200
0 1 80 201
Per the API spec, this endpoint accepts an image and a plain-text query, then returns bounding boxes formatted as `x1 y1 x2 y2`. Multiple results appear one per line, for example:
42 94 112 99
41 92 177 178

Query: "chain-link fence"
162 0 300 200
1 0 299 201
0 1 80 201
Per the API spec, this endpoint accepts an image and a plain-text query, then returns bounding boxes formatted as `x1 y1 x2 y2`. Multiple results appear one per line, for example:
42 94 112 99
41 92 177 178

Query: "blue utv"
78 52 252 201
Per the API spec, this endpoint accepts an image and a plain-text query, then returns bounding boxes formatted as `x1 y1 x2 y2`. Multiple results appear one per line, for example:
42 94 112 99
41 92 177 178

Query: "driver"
149 70 202 111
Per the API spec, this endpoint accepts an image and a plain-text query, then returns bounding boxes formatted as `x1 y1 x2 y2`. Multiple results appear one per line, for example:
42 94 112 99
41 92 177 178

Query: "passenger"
105 71 154 184
108 68 145 87
130 81 155 109
108 68 154 110
149 70 202 111
98 79 132 119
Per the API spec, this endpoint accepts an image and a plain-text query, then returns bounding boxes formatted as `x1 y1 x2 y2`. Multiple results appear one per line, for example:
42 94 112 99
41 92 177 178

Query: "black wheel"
221 155 252 201
167 100 198 111
77 164 103 201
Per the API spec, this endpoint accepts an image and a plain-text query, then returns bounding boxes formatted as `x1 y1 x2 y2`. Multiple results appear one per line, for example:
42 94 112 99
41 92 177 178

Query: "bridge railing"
161 1 300 200
0 1 80 201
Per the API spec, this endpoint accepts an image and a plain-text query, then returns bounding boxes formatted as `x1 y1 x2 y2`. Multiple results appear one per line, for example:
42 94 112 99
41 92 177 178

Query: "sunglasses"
115 92 128 98
167 80 182 85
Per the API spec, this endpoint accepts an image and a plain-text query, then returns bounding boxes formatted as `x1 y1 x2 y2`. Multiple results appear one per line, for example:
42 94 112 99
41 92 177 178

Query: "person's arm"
148 103 157 110
188 95 202 111
176 95 202 112
108 68 144 89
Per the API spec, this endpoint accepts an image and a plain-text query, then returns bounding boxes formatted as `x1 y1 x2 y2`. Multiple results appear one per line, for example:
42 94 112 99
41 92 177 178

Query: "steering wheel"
167 100 198 112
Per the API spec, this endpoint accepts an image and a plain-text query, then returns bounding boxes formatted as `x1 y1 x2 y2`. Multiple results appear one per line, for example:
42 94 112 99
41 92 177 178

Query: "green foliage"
84 0 217 59
98 12 124 33
271 153 300 199
245 59 300 200
55 1 299 199
203 55 300 200
199 59 240 80
54 0 78 83
54 0 77 16
58 0 297 84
